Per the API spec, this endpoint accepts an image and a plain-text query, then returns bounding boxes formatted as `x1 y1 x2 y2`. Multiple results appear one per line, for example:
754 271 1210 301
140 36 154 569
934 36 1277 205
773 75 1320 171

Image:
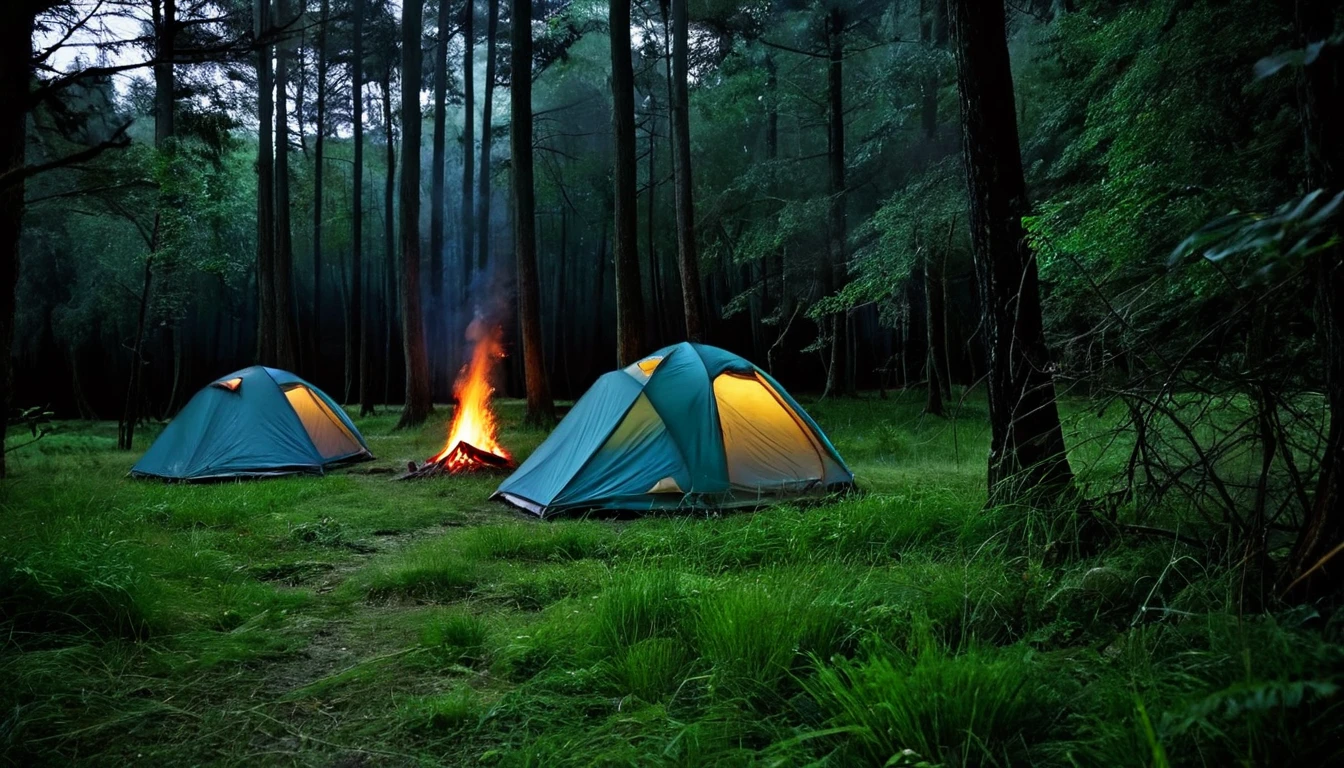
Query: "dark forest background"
9 0 1320 414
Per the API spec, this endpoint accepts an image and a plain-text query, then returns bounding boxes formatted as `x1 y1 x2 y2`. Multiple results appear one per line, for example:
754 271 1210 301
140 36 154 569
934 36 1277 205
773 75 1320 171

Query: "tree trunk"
822 7 852 398
382 71 397 407
921 0 948 140
274 0 299 371
611 0 646 366
120 0 177 451
512 0 555 426
670 0 705 342
431 0 450 305
460 0 476 300
354 0 372 415
1281 3 1344 600
256 0 277 365
949 0 1073 503
430 0 452 398
765 51 783 314
476 0 500 275
313 0 330 375
0 6 30 476
397 0 433 429
924 250 947 416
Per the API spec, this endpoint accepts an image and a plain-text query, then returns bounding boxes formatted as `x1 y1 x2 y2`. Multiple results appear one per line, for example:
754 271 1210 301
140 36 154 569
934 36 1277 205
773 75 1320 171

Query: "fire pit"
400 321 514 479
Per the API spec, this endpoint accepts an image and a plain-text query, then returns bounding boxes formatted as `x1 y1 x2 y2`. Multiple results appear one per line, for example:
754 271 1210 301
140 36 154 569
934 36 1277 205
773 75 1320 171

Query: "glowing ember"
429 320 512 472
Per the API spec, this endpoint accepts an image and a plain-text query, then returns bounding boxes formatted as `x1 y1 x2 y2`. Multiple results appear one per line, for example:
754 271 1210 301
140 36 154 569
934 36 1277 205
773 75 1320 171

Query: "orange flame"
433 320 511 469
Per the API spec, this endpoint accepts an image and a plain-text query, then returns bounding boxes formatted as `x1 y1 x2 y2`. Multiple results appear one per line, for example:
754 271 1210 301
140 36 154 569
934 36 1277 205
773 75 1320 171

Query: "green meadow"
3 394 1340 766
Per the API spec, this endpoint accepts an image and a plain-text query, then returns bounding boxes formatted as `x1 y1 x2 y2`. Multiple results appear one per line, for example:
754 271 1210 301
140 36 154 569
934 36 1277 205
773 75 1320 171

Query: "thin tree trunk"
921 0 948 140
431 0 450 304
313 0 330 375
120 256 154 450
646 100 665 345
611 0 646 366
397 0 433 428
430 0 452 398
0 6 31 476
476 0 499 274
382 71 397 407
274 0 299 371
354 0 372 415
256 0 277 365
121 0 177 450
1281 2 1344 600
765 51 783 314
950 0 1073 503
924 249 946 416
460 0 475 300
512 0 555 426
670 0 705 342
822 7 852 398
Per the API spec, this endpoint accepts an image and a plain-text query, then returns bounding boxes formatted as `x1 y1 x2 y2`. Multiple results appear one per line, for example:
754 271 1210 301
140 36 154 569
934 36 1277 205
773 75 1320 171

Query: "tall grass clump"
605 637 691 702
695 578 853 703
0 540 163 643
351 539 478 601
420 609 490 666
460 522 609 563
592 569 686 653
803 639 1054 766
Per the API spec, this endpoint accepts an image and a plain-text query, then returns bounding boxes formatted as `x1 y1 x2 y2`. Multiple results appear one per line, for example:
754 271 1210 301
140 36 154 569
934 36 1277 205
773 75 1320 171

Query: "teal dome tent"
494 343 853 517
131 367 372 481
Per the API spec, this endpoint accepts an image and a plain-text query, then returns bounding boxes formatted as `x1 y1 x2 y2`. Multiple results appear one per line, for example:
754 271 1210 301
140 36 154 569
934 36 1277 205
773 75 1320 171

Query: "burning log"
399 319 515 480
399 440 515 479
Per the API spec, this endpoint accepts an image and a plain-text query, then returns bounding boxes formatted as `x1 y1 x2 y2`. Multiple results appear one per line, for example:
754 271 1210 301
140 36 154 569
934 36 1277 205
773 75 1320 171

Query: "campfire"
401 321 514 479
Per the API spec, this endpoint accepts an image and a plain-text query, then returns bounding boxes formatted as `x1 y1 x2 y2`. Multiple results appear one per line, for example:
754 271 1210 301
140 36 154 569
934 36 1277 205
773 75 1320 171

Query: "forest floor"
2 392 1340 766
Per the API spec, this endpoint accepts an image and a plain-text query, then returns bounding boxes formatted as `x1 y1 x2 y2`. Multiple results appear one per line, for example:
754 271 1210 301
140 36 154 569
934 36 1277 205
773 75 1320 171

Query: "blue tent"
494 343 853 517
132 366 372 481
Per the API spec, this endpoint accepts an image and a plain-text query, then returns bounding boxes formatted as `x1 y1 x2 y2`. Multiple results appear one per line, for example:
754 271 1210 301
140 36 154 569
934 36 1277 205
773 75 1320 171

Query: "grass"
2 391 1342 766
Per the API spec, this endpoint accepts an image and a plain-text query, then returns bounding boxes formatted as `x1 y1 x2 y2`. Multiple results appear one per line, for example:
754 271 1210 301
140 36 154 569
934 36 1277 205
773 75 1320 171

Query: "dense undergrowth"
2 394 1341 766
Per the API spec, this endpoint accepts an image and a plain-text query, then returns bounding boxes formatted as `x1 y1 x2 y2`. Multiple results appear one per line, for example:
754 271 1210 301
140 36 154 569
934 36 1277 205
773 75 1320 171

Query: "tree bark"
0 6 30 476
476 0 500 274
669 0 705 342
512 0 555 426
398 0 433 428
256 0 278 365
1281 3 1344 600
611 0 646 366
353 0 372 415
949 0 1073 504
822 7 852 398
274 0 299 371
460 0 476 300
314 0 330 371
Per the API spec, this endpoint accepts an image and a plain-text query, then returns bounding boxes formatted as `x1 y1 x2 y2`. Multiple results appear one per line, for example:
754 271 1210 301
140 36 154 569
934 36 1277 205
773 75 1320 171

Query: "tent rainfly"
131 366 372 481
494 342 854 517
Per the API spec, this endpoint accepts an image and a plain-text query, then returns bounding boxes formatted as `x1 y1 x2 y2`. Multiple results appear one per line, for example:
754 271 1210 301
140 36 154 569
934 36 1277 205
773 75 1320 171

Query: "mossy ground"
2 393 1340 766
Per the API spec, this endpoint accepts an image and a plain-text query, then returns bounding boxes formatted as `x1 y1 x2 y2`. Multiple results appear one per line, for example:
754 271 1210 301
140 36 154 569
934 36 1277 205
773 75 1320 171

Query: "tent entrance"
713 372 826 492
282 384 362 460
